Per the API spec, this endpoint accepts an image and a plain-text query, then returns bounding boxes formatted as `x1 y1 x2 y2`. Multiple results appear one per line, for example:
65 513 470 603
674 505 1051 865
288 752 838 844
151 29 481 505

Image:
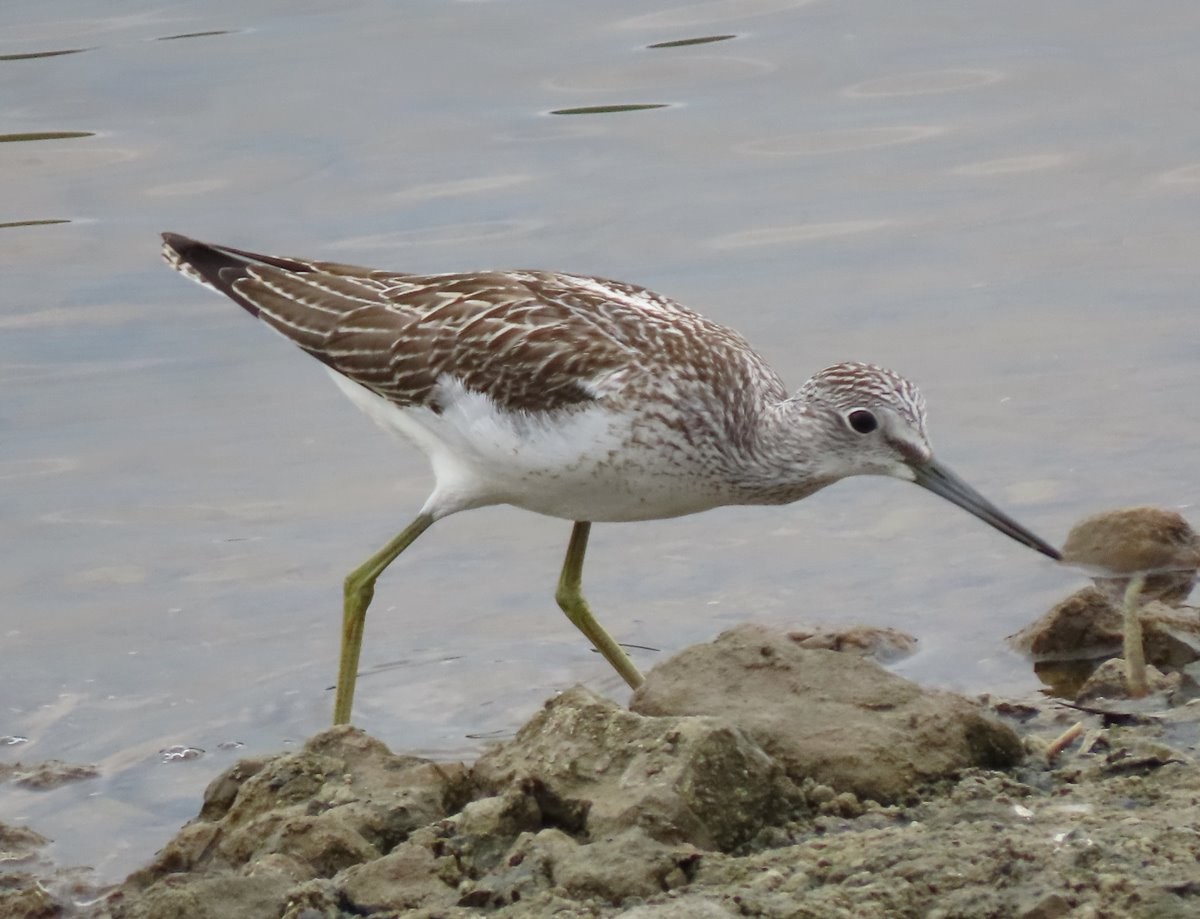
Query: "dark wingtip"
162 232 227 277
160 232 263 317
161 230 197 253
162 231 211 261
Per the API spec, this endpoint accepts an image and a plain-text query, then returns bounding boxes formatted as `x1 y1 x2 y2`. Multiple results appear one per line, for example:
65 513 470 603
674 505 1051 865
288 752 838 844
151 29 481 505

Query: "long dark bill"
912 459 1061 561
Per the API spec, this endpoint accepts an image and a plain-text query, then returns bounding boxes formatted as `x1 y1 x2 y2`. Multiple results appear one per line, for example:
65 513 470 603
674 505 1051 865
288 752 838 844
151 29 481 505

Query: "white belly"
329 372 731 522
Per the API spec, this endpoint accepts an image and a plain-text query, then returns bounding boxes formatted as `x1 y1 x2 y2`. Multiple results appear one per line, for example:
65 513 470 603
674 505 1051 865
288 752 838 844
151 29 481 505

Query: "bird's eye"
846 409 878 434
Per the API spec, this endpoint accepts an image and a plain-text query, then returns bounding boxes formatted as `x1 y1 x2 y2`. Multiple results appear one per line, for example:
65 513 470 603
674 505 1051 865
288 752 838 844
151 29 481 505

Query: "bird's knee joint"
556 581 583 614
554 584 572 612
556 585 590 630
344 573 374 605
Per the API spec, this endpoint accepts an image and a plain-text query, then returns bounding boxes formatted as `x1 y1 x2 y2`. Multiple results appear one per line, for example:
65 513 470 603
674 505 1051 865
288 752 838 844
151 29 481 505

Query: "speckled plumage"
162 232 1059 722
162 233 920 521
163 236 776 413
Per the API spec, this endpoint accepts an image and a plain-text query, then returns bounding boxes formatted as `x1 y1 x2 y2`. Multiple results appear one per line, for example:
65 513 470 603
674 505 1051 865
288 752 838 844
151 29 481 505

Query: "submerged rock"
1075 657 1180 703
4 759 99 790
0 821 105 919
1010 588 1200 668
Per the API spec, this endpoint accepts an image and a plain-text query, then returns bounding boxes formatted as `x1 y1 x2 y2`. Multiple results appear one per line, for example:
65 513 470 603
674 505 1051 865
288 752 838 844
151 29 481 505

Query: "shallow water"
2 0 1198 883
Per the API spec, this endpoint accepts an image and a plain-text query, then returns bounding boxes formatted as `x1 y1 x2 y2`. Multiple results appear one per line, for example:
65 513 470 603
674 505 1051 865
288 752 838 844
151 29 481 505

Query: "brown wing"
161 233 674 413
318 274 638 412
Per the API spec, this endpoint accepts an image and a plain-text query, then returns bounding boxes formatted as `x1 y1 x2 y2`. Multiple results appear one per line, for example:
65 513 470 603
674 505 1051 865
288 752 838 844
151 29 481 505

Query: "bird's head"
799 362 1060 560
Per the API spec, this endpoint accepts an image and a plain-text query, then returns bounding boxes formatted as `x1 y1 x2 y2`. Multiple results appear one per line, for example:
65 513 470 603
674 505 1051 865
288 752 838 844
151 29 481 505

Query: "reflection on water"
0 131 94 142
156 30 237 42
0 218 71 228
550 103 671 115
646 34 737 49
2 0 1199 887
0 48 91 61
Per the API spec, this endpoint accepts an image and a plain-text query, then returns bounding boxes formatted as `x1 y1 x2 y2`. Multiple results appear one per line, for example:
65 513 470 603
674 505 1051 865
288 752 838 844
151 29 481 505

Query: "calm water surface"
2 0 1198 882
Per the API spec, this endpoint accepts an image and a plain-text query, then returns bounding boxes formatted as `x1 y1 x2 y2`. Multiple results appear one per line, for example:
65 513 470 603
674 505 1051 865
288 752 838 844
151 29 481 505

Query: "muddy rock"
103 726 470 919
1011 506 1200 701
0 822 54 919
336 838 453 913
617 899 738 918
0 821 51 861
1009 586 1125 662
444 826 579 909
80 631 1200 918
452 826 701 908
1075 657 1180 703
630 624 1022 801
4 760 99 790
786 624 917 663
1010 587 1200 668
0 821 110 919
0 883 60 919
472 684 800 852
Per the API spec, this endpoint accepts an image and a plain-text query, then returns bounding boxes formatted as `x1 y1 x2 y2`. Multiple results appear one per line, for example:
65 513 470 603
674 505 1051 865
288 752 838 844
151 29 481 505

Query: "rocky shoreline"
5 624 1200 919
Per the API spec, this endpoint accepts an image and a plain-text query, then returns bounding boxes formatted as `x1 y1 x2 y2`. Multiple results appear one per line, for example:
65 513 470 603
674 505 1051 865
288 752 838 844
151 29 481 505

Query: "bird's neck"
724 396 839 506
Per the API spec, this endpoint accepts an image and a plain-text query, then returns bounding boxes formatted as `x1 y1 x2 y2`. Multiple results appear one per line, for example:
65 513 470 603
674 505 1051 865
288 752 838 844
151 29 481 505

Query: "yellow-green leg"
1122 572 1148 698
555 521 644 690
334 513 435 724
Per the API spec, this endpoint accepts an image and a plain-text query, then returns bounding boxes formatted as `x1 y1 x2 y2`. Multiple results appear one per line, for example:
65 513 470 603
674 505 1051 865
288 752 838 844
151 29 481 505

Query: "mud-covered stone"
631 624 1023 801
550 828 700 901
85 634 1200 919
472 684 800 852
337 839 454 913
1075 657 1179 703
786 624 917 663
103 874 293 919
617 898 738 918
0 822 50 859
107 726 470 918
456 827 578 908
6 760 99 790
0 872 61 919
1010 587 1200 669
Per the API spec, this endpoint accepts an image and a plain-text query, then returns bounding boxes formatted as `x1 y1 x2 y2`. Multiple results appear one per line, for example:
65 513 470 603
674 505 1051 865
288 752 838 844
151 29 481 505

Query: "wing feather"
160 233 787 420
